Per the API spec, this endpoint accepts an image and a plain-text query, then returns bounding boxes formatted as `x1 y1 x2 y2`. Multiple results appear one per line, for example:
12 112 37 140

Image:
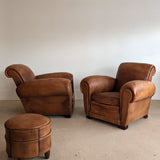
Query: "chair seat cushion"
92 92 120 106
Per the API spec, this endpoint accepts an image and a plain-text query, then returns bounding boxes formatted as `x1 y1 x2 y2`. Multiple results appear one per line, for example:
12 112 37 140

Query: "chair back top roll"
115 62 156 91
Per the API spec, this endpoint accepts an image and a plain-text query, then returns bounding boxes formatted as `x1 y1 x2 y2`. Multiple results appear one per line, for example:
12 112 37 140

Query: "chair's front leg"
45 150 50 159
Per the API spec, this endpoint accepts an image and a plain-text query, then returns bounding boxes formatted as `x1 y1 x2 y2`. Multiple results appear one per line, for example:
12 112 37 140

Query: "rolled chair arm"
120 80 156 103
17 78 72 98
36 72 74 94
5 64 35 86
80 75 116 115
80 76 116 95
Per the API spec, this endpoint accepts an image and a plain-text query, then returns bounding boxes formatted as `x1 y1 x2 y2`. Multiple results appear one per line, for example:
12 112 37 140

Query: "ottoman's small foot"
143 115 148 119
45 150 50 159
86 116 92 119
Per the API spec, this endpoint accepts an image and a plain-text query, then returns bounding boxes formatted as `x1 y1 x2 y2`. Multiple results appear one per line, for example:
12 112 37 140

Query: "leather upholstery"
80 62 156 129
5 64 74 116
5 113 51 159
115 62 155 91
5 64 35 86
92 92 120 106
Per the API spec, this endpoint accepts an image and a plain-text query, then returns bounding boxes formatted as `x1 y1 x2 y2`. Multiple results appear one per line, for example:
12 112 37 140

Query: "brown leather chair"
80 62 156 129
5 64 74 117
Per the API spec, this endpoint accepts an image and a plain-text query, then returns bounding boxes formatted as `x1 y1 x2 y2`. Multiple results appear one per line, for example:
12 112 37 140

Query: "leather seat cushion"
92 92 120 106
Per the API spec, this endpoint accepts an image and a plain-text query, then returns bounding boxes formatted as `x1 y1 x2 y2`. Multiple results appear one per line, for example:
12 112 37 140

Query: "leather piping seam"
5 120 51 130
120 89 132 123
84 81 91 112
146 66 155 80
9 130 12 157
38 128 40 155
5 131 51 142
7 69 24 83
121 88 134 103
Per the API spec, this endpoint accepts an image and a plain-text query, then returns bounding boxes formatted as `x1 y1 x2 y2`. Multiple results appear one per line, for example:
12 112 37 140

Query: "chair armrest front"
120 80 155 103
17 78 72 98
80 76 116 95
120 80 155 127
80 75 116 115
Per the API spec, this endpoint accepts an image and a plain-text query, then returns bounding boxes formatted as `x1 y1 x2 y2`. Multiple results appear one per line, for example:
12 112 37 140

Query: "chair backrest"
5 64 35 86
115 62 156 91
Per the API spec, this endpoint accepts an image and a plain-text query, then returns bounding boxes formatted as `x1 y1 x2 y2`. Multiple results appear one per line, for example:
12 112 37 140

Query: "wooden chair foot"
143 115 148 119
119 125 128 130
86 116 92 119
45 150 50 159
65 115 71 118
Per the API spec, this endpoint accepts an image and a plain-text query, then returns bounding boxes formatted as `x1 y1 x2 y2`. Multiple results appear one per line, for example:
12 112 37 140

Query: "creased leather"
115 62 156 91
120 80 155 103
17 78 72 97
5 64 35 86
5 113 51 159
5 64 74 116
92 92 120 106
80 62 156 128
81 76 116 95
36 72 74 94
80 76 116 115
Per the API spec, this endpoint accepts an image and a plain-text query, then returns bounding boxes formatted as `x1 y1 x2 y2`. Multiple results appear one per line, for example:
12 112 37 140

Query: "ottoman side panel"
11 140 39 158
5 128 14 157
11 129 38 141
39 132 51 155
39 123 51 137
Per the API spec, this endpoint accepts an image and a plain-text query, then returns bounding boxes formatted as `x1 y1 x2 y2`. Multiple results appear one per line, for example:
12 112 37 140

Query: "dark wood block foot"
65 115 71 118
143 115 148 119
45 150 50 159
119 125 128 130
86 116 92 119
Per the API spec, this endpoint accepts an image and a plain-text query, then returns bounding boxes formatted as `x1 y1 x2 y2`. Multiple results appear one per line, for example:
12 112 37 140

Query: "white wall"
1 0 160 100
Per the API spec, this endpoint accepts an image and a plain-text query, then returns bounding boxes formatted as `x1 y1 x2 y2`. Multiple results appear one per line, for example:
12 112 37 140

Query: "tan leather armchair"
80 62 156 129
5 64 74 117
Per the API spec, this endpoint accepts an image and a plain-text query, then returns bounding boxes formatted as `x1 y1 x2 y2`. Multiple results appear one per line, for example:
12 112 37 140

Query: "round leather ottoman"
4 113 51 160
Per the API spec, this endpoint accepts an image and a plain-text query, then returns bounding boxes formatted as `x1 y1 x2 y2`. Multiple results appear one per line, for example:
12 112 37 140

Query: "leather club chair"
5 64 74 117
80 62 156 129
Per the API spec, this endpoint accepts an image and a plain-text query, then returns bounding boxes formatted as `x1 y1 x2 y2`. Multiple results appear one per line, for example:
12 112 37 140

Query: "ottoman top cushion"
5 113 50 130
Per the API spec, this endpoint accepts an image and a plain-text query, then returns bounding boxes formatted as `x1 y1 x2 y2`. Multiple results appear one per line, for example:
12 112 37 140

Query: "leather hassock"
4 113 51 159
